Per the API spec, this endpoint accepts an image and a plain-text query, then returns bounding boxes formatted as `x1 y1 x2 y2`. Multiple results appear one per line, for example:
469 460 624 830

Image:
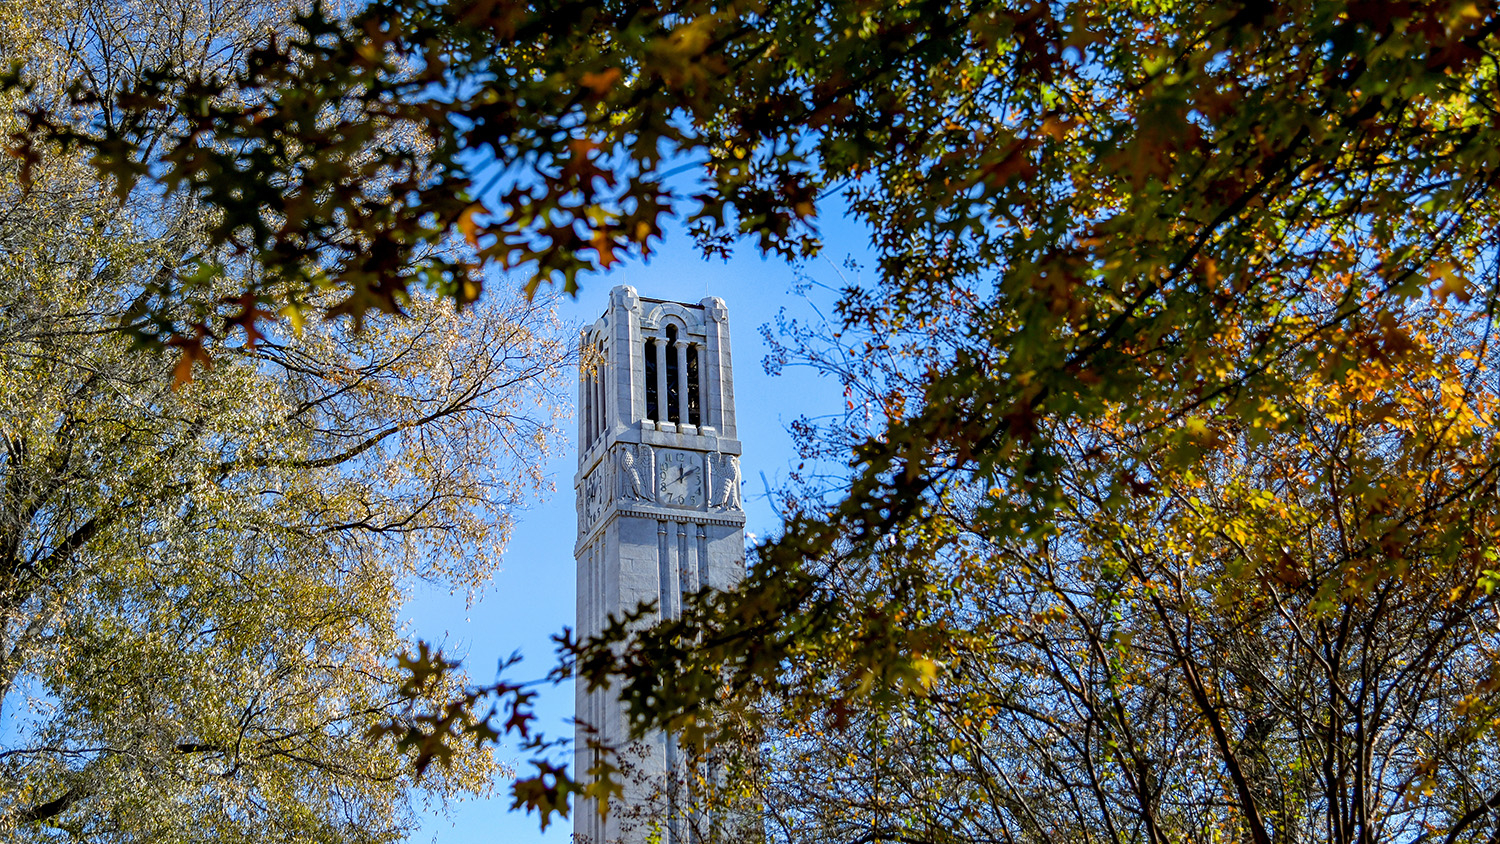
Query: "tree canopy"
0 0 571 838
10 0 1500 839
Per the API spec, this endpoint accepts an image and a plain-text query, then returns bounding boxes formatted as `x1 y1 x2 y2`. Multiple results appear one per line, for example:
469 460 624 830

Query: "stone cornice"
576 501 746 549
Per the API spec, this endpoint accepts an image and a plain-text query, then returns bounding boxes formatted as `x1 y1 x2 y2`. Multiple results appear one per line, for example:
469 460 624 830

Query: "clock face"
656 449 703 507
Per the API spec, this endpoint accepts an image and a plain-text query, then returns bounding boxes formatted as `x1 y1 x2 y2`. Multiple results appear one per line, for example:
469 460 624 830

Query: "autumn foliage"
10 0 1500 840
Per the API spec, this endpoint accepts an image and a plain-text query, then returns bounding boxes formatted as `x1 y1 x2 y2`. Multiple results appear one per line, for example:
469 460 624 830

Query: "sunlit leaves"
11 0 1500 836
0 6 574 821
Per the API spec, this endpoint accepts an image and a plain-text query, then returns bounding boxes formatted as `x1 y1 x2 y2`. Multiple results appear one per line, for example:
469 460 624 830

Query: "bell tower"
574 286 745 844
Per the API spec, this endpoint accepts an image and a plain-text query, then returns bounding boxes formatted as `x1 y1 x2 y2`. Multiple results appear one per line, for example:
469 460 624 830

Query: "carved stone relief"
619 443 654 502
583 468 604 529
703 297 728 324
711 454 742 511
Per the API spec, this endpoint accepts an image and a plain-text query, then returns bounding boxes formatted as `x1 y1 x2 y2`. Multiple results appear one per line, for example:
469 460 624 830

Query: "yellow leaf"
280 303 305 335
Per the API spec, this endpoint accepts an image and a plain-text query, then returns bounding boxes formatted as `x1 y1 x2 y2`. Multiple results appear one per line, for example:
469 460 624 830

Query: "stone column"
676 341 690 431
663 335 675 428
578 329 590 445
699 297 735 438
593 341 602 442
588 347 598 444
657 520 671 620
696 523 708 593
610 285 640 428
595 338 605 443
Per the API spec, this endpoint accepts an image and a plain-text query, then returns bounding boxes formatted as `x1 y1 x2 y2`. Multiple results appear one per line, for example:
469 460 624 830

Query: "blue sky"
405 213 869 843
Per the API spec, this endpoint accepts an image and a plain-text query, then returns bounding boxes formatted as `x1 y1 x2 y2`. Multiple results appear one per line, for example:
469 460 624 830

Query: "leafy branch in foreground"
5 0 832 361
377 640 625 831
396 1 1500 836
15 0 1500 839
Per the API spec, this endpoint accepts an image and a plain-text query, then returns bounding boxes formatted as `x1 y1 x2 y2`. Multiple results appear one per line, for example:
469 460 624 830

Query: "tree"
0 0 573 837
720 277 1500 844
11 0 1500 836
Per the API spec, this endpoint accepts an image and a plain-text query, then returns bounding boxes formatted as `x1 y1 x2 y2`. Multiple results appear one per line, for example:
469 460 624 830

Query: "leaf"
458 203 486 247
578 68 621 96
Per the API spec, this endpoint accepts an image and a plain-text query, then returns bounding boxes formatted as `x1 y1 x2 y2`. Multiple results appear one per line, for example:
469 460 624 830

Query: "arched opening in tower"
687 345 701 427
645 338 659 421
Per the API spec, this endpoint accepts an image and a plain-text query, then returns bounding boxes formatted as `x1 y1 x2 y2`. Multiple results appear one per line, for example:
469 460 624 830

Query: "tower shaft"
574 286 745 844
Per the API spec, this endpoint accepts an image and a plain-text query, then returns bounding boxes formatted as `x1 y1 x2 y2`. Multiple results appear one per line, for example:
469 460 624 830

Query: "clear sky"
405 213 866 843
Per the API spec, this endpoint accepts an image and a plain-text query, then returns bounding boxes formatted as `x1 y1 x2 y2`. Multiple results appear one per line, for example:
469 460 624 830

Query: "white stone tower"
574 286 745 844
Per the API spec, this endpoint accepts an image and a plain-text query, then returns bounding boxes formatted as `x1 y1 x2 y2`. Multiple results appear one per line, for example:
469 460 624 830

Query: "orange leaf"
579 68 621 96
171 351 196 389
591 232 620 269
458 203 486 247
